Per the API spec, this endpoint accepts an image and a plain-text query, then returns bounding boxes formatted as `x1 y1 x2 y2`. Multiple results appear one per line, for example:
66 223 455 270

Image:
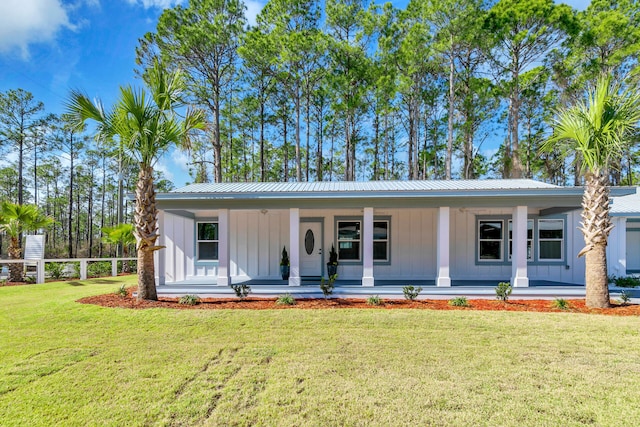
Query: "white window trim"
196 221 219 261
538 219 564 261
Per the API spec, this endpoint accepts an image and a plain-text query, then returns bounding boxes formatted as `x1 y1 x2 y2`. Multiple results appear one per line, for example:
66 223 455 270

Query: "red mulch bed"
76 287 640 316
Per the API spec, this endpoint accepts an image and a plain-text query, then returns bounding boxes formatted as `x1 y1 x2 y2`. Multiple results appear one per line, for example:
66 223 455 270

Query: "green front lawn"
2 277 640 426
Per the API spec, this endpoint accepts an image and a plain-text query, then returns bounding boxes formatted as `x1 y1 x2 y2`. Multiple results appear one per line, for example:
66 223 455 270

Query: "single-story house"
153 179 637 288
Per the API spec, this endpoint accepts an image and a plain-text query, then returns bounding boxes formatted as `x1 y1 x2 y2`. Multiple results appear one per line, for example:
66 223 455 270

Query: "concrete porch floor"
152 278 637 301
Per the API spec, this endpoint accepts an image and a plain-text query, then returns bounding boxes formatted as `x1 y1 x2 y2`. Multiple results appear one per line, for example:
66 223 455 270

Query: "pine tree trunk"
134 165 159 301
579 172 612 308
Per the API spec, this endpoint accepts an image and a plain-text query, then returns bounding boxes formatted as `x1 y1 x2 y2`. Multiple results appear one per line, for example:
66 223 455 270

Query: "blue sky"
0 0 590 187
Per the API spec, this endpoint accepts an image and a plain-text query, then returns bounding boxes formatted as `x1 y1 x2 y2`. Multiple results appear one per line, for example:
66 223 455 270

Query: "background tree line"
0 0 639 259
136 0 640 184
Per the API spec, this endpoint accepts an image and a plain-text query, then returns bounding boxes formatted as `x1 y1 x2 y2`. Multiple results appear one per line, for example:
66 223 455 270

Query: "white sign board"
24 235 45 260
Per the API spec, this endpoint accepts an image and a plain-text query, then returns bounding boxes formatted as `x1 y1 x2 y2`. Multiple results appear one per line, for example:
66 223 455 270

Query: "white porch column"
511 205 529 288
436 206 451 287
607 217 626 277
217 209 230 286
155 210 166 286
289 208 301 286
362 207 375 286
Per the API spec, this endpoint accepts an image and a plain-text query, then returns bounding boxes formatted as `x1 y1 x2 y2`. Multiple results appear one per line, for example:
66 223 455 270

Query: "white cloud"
171 149 191 174
154 158 175 183
125 0 183 9
0 0 74 58
245 0 264 27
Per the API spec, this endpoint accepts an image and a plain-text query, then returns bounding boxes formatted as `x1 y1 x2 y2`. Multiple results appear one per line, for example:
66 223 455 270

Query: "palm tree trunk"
8 236 23 282
134 165 159 301
585 244 610 308
579 172 613 308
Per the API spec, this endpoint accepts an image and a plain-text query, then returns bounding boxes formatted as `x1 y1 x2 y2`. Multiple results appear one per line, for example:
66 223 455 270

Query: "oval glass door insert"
304 229 315 255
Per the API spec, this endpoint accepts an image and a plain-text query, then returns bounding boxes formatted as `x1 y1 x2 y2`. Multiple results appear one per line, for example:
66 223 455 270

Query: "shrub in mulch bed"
77 288 640 316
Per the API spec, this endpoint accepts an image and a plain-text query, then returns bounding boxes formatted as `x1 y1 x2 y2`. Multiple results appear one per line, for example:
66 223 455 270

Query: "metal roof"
611 189 640 216
171 179 559 194
157 179 635 211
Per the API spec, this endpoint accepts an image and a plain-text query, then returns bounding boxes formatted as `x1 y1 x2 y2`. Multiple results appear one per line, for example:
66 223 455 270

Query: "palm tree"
0 202 54 282
66 60 205 300
102 223 136 273
543 76 640 308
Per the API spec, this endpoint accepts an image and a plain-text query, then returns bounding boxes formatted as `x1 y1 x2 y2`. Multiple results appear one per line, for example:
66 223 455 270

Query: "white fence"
0 258 137 284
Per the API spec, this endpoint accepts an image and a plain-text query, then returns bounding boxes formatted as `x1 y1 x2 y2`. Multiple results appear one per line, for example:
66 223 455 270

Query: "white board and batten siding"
230 210 289 281
161 210 290 283
161 207 592 285
161 212 195 282
607 217 627 276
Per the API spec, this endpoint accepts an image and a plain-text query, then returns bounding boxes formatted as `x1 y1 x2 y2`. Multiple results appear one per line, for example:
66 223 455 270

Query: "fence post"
80 260 87 280
37 260 45 284
112 259 118 277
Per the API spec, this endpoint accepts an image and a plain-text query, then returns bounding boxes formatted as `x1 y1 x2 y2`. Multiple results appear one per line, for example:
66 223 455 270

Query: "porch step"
150 284 595 300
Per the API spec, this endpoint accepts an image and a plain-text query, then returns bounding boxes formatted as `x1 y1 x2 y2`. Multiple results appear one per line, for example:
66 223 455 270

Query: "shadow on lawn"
66 278 130 286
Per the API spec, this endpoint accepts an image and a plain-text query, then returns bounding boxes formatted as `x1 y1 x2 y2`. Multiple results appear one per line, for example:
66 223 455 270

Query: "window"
508 219 534 261
197 222 218 261
539 219 564 260
373 220 389 261
337 221 361 260
477 216 566 264
478 220 503 261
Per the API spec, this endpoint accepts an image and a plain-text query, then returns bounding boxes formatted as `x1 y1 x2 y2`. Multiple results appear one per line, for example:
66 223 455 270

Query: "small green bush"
402 285 422 301
230 284 251 299
619 291 632 305
495 282 512 302
611 276 640 288
367 295 382 306
88 261 112 278
179 294 200 305
449 296 469 307
276 293 296 305
320 274 337 299
552 298 570 310
45 262 66 280
69 262 80 279
24 275 36 284
115 284 127 297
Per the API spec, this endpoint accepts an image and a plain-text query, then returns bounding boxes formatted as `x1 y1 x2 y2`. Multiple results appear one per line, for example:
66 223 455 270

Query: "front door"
300 221 323 277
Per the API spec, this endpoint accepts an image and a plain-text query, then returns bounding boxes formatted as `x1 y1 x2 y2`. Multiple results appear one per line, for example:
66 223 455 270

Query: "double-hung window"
538 219 564 261
197 222 219 261
477 216 565 263
337 221 361 261
478 220 503 261
373 220 389 261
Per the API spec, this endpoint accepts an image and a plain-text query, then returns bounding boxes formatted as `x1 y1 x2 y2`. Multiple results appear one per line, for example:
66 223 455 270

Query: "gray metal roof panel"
611 189 640 215
170 179 559 194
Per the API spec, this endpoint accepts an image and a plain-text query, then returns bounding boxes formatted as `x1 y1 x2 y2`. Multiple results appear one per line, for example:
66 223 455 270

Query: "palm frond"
543 75 640 175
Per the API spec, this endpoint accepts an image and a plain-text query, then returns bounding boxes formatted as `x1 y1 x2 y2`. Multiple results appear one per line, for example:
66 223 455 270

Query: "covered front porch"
154 180 636 292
